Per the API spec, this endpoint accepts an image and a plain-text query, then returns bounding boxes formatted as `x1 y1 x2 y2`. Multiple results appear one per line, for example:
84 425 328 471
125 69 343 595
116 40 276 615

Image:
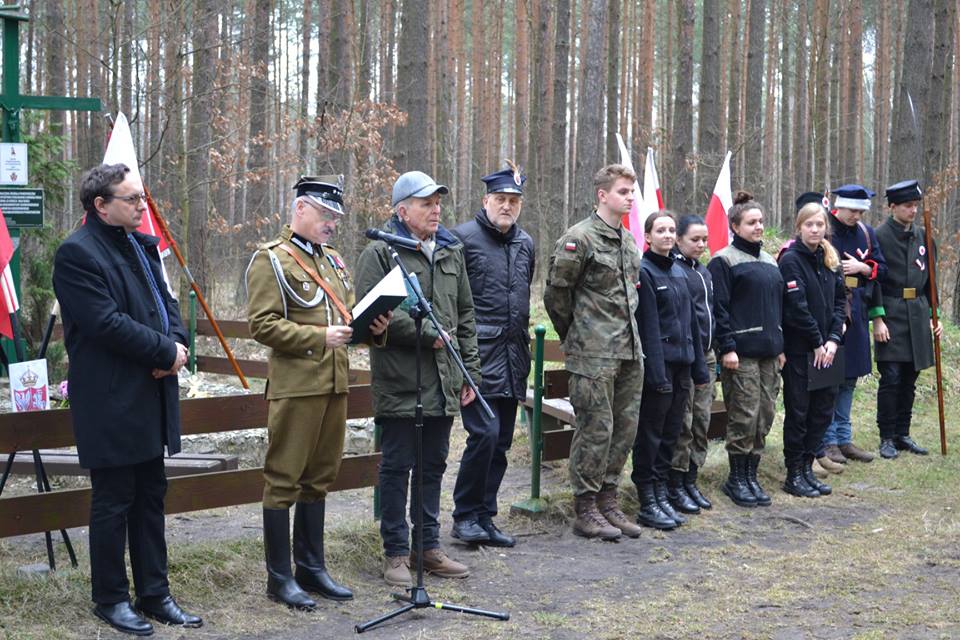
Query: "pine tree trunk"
670 0 695 210
889 0 933 183
744 0 765 195
698 0 722 202
395 0 430 174
573 0 608 218
244 0 273 221
550 0 572 229
605 0 620 164
725 0 742 169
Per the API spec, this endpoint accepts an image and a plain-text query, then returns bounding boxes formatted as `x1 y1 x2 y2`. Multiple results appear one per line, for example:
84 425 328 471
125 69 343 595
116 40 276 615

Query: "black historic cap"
885 179 922 204
294 174 345 215
832 184 875 211
795 191 826 213
481 163 525 195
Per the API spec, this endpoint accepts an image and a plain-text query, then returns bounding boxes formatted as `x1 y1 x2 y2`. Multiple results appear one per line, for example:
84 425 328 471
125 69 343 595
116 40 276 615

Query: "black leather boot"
667 469 700 514
722 453 757 507
654 480 686 525
684 462 712 509
263 508 316 610
746 453 772 506
802 456 831 495
782 461 819 497
293 502 353 601
634 482 677 530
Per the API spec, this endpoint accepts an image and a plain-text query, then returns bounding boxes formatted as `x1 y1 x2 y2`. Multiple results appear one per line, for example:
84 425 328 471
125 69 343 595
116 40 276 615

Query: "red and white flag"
615 133 644 247
103 112 173 291
0 209 20 340
641 147 664 217
705 151 733 255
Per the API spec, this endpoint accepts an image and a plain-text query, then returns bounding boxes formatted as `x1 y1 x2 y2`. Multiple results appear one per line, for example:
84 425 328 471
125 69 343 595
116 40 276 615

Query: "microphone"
365 228 421 251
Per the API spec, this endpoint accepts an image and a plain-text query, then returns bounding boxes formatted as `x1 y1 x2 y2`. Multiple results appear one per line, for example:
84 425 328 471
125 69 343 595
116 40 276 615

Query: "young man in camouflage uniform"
544 164 644 541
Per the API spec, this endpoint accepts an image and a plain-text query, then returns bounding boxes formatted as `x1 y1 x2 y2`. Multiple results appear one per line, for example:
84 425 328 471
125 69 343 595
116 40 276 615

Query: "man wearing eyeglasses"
53 163 201 635
245 176 389 609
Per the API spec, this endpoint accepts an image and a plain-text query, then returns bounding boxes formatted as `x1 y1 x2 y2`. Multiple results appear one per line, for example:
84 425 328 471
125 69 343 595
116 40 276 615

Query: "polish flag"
705 151 733 255
615 133 644 247
635 147 664 250
0 210 20 339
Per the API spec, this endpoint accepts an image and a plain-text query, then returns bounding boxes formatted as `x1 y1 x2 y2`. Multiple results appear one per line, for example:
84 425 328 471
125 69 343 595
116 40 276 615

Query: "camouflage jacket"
543 213 643 362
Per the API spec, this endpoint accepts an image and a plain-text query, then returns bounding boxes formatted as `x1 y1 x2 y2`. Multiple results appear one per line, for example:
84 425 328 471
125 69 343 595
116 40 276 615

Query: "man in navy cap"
246 175 389 609
449 163 534 548
355 170 482 587
814 185 887 468
874 179 941 459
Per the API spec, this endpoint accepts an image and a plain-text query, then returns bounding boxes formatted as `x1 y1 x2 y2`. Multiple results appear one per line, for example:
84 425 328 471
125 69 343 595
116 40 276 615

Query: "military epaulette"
260 238 283 250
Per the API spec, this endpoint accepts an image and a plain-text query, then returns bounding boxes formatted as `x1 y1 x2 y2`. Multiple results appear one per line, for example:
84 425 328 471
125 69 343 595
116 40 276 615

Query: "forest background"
14 0 960 348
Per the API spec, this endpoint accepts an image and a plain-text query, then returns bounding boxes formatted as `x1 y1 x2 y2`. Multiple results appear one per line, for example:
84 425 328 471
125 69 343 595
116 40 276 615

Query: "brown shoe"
596 487 642 538
824 445 848 464
383 555 412 587
411 548 469 579
572 493 621 541
816 455 845 474
839 442 875 462
811 458 830 478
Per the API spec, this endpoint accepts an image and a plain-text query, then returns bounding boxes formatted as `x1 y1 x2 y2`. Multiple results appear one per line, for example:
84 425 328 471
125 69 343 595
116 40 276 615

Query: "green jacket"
544 213 643 363
354 217 482 418
245 225 354 398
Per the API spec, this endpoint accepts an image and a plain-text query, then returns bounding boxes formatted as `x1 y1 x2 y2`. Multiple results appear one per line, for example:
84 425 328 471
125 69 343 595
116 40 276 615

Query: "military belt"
882 286 918 300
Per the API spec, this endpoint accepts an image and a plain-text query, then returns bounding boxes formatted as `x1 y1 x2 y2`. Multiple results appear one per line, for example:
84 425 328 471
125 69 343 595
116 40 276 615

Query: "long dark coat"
874 216 935 370
452 211 534 400
53 211 187 469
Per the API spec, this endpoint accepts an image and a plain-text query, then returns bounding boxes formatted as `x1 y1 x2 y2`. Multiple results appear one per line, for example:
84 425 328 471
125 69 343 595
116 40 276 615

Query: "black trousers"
631 363 691 486
378 415 452 558
89 456 169 604
876 361 921 439
781 354 838 466
452 397 517 522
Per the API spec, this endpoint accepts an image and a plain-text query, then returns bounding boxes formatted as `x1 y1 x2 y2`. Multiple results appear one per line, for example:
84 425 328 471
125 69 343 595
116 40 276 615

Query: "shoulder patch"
786 280 799 291
564 241 577 252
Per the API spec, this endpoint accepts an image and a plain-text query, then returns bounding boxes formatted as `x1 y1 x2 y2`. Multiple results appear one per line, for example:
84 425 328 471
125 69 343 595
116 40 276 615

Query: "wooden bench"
6 450 239 478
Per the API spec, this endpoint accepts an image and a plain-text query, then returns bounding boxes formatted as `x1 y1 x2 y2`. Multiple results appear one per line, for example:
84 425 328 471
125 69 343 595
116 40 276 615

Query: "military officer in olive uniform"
874 179 941 459
544 164 644 541
246 176 389 609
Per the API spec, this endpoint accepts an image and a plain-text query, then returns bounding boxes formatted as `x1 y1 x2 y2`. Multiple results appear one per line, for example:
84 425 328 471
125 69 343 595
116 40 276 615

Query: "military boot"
572 493 622 541
684 462 712 510
654 481 686 526
802 456 831 496
746 453 772 506
293 501 353 601
782 461 819 498
722 454 757 508
596 486 643 538
667 469 700 514
263 508 316 610
634 482 677 530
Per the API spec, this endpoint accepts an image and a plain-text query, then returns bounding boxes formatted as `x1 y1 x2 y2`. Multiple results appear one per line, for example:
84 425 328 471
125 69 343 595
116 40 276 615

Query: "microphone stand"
356 242 507 633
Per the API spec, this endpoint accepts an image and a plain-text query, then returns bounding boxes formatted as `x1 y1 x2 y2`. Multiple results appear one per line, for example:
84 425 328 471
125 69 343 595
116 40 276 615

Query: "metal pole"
188 291 196 374
510 325 546 516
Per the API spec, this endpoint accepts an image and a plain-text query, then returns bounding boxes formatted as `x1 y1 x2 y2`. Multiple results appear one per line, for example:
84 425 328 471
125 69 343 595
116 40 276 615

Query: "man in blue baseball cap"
449 163 534 548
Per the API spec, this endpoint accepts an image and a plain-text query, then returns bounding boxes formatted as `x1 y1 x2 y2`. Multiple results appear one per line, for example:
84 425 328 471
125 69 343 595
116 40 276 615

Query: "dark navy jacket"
635 251 709 389
53 211 187 469
778 240 846 356
452 211 535 399
707 234 784 359
673 251 715 354
828 214 887 377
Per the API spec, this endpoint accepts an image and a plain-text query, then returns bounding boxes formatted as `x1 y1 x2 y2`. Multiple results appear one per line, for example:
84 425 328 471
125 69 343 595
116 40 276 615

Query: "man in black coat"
449 165 534 547
874 179 941 459
53 164 201 636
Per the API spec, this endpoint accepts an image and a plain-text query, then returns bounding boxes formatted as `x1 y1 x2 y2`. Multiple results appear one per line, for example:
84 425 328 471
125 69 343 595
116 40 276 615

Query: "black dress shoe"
135 595 203 628
478 518 516 547
451 519 490 543
94 601 154 636
894 435 929 455
879 439 899 459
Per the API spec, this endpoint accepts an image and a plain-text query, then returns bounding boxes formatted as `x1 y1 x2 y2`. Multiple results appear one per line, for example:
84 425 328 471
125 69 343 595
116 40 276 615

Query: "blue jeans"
820 378 856 453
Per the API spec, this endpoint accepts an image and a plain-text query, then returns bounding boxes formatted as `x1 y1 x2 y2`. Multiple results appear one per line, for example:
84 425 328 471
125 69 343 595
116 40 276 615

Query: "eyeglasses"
110 192 148 204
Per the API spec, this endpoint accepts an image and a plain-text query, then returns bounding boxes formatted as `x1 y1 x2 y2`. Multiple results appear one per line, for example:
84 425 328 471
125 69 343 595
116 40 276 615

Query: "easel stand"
355 244 507 634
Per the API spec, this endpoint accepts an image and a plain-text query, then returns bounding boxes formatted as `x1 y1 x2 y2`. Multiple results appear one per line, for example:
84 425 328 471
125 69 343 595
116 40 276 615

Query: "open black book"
807 345 845 391
349 265 409 344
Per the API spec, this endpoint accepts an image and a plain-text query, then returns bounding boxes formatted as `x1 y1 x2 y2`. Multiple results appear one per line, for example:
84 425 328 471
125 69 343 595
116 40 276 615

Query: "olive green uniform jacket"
354 217 482 418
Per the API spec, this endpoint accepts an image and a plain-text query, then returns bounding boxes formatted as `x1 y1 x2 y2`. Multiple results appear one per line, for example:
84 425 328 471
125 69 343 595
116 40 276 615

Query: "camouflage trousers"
672 351 717 472
720 356 780 455
566 356 644 496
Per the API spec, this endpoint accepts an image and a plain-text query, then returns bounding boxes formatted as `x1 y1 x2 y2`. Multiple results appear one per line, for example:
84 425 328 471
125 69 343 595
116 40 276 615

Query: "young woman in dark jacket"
670 215 715 510
707 192 784 509
631 211 709 530
778 203 846 498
